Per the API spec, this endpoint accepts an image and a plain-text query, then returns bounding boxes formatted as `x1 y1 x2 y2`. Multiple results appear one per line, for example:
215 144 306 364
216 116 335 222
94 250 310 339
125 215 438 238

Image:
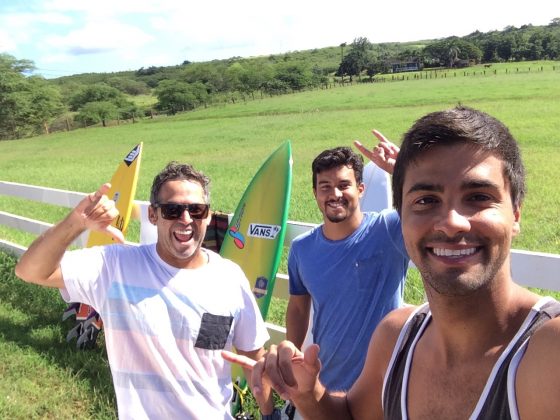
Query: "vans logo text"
247 224 281 239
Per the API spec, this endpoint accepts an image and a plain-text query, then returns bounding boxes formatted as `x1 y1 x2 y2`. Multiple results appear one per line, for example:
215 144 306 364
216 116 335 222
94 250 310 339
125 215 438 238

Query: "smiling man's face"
149 179 211 269
314 165 364 225
400 144 521 297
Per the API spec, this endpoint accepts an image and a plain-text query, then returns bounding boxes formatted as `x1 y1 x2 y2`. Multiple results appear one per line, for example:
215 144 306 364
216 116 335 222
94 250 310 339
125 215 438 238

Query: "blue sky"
0 0 557 78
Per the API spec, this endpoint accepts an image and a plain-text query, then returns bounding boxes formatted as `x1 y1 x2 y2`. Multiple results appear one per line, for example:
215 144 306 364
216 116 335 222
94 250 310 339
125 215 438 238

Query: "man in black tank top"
223 106 560 420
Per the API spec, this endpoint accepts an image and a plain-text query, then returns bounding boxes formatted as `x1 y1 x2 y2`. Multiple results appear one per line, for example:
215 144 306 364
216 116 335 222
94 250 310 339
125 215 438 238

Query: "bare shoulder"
377 305 419 335
516 316 560 418
346 305 419 420
366 305 420 372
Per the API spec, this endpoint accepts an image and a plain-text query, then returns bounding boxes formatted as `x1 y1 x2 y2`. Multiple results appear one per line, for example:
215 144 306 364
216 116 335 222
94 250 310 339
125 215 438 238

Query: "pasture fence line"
377 64 560 83
1 180 560 344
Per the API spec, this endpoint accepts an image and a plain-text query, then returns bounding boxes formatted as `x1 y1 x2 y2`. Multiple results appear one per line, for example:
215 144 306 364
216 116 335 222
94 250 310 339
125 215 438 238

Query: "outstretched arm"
354 129 400 174
15 183 124 288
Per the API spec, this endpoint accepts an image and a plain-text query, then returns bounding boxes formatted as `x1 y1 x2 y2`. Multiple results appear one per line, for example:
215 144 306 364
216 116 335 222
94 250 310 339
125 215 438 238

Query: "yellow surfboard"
64 143 143 349
87 143 143 246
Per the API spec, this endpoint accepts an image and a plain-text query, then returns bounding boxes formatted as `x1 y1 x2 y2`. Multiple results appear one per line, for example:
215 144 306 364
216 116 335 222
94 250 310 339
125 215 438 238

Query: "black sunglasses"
153 203 210 220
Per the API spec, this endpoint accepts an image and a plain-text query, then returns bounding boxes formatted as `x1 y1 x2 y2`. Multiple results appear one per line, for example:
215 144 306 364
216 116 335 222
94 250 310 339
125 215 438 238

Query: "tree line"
1 18 559 140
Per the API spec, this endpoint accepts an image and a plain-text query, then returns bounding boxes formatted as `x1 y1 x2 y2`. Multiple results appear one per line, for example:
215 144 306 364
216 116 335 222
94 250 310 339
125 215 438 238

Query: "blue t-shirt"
288 210 409 391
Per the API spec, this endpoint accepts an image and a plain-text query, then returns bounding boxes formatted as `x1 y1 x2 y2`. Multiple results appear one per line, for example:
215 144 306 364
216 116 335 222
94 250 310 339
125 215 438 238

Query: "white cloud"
2 0 558 76
0 31 17 52
44 20 153 55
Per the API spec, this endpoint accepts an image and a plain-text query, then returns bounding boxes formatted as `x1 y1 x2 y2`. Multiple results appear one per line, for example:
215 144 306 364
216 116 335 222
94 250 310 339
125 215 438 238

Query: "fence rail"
1 181 560 344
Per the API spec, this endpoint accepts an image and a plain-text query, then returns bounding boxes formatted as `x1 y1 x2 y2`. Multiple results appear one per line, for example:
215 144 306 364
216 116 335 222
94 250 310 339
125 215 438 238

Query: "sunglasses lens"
187 204 208 218
160 204 182 219
158 203 209 220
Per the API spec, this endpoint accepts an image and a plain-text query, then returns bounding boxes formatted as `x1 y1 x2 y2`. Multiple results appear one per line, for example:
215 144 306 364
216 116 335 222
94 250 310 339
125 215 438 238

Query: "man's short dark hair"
312 147 364 189
150 162 210 205
392 106 526 213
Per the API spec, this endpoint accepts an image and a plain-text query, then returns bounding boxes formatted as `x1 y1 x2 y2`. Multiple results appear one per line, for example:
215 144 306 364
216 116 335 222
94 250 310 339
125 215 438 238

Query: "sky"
0 0 557 78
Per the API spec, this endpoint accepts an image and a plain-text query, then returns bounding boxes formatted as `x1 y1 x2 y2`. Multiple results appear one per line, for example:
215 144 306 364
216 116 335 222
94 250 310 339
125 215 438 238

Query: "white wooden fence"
1 180 560 344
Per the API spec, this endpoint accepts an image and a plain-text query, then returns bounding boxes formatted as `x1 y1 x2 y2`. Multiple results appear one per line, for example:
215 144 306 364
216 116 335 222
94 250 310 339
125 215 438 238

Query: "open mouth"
173 228 193 243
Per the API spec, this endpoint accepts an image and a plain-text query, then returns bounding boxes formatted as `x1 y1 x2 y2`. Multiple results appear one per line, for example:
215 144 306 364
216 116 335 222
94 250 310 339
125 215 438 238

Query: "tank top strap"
382 303 430 420
475 297 560 419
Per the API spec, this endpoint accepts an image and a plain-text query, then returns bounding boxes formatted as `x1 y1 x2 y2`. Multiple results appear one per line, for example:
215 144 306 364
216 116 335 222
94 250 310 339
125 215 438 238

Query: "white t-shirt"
60 244 269 419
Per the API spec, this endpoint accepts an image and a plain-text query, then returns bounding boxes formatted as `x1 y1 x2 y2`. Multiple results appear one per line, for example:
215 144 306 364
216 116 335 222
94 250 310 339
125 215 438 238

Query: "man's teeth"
174 229 193 241
433 247 476 257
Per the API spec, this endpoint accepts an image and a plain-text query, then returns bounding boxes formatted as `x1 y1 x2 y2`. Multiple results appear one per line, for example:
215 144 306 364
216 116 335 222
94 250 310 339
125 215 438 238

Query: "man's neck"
425 281 538 361
321 211 364 241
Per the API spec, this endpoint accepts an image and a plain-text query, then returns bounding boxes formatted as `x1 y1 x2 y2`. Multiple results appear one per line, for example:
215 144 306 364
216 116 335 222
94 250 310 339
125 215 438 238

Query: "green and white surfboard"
220 141 292 414
220 140 292 319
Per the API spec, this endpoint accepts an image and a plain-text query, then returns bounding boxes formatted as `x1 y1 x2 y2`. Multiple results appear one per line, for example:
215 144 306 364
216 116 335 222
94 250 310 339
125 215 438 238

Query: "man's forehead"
317 167 357 183
160 179 205 195
403 145 507 187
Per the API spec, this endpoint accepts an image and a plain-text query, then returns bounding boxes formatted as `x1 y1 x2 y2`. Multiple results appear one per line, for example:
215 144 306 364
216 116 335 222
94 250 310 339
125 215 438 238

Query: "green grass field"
1 61 559 418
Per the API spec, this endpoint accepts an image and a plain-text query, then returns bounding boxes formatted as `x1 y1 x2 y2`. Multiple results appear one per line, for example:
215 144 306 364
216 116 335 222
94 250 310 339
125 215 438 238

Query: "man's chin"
326 214 347 223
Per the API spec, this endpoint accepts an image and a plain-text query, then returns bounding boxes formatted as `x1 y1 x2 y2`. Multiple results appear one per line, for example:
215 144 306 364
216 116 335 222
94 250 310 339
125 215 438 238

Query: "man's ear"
148 205 158 225
358 181 365 198
512 205 521 236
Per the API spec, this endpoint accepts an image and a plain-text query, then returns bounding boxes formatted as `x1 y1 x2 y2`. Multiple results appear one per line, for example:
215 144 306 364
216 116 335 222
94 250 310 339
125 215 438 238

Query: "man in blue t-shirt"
286 139 409 392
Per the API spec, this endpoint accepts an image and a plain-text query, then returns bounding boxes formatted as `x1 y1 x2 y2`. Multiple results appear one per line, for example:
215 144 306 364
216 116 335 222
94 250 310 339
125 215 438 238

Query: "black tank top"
382 297 560 420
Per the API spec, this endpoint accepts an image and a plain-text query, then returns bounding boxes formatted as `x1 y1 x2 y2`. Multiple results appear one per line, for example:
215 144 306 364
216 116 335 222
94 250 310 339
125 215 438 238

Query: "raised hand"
354 129 400 174
76 183 124 243
222 342 322 401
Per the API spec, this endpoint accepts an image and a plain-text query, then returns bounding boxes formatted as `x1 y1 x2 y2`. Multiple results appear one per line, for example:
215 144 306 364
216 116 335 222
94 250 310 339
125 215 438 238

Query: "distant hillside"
2 19 558 140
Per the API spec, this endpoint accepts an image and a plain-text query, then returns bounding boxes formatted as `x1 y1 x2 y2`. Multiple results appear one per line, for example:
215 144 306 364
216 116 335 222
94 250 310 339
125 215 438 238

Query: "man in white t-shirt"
16 162 273 419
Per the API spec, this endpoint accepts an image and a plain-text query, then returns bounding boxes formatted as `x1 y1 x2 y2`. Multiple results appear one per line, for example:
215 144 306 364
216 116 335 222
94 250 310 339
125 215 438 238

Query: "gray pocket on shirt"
195 313 233 350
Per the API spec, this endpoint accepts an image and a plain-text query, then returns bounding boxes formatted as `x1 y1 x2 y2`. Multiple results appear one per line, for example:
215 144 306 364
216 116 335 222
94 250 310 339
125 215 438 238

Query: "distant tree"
311 64 328 87
0 54 64 138
0 55 29 138
69 83 129 111
273 62 313 91
261 79 289 95
365 60 385 81
496 34 516 61
225 62 244 93
424 38 481 66
337 52 361 81
239 62 273 98
26 76 65 134
336 37 372 81
155 80 205 114
180 63 227 93
75 101 119 127
106 77 150 96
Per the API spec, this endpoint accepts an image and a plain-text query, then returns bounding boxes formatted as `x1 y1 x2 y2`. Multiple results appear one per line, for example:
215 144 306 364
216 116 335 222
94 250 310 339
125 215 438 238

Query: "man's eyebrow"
406 183 442 195
406 180 501 195
461 180 501 190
